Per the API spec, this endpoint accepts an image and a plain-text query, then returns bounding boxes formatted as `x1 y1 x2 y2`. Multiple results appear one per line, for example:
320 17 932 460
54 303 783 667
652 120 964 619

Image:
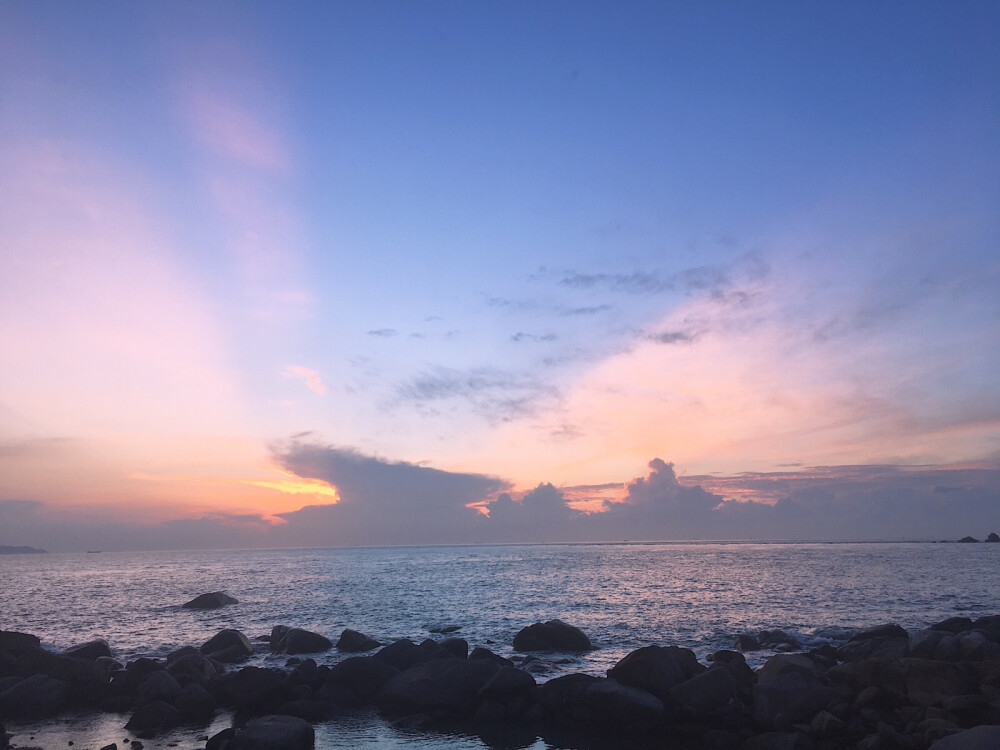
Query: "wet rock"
166 650 219 685
206 727 234 750
606 645 705 703
201 630 253 663
476 665 536 705
757 630 800 650
275 698 333 722
378 658 499 717
469 647 514 668
512 620 592 652
232 714 314 750
373 639 421 671
174 681 216 722
901 658 974 706
735 633 762 651
125 700 183 733
930 617 974 634
0 631 40 654
271 628 332 655
98 744 117 750
929 724 1000 749
182 592 238 609
415 638 458 663
839 636 909 662
136 669 181 705
318 655 399 707
668 664 740 716
62 639 113 661
708 650 756 690
336 628 380 653
438 637 468 660
118 657 164 693
753 654 832 728
538 674 664 731
224 667 292 712
0 674 71 717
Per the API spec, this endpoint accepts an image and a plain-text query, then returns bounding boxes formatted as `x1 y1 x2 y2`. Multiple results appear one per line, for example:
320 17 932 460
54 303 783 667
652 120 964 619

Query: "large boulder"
752 654 832 728
373 639 421 671
272 628 332 655
0 674 70 717
901 658 975 706
607 645 705 702
201 629 253 663
839 623 910 661
929 725 1000 749
0 631 40 654
378 658 499 717
224 667 292 711
62 639 113 661
125 700 183 733
336 628 380 653
174 681 216 722
136 669 182 706
232 714 314 750
668 665 740 716
183 592 238 609
513 620 592 652
318 656 399 707
537 673 664 731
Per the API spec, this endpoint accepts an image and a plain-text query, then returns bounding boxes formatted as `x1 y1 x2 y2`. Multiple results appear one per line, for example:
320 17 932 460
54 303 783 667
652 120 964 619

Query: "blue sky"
1 2 998 549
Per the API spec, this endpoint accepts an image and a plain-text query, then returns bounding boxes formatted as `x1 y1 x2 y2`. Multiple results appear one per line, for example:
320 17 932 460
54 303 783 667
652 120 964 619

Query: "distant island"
0 545 48 554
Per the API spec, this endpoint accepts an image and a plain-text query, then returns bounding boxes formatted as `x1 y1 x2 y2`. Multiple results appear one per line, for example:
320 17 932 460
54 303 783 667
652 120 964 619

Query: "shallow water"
3 541 998 748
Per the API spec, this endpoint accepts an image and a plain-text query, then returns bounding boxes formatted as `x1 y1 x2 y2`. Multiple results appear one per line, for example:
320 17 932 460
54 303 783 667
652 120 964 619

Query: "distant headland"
0 545 48 555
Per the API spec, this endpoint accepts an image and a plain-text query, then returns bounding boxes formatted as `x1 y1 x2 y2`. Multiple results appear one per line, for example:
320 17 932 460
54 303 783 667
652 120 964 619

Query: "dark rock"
753 654 832 728
757 630 800 649
275 699 333 722
62 639 113 661
0 631 40 654
839 636 909 662
288 659 321 689
318 656 399 707
0 674 71 717
930 617 975 634
415 638 458 663
987 532 1000 543
901 658 974 706
125 700 183 733
118 657 164 692
829 657 906 705
201 630 253 662
336 628 380 653
268 626 290 649
378 658 499 717
438 637 468 659
166 650 219 685
174 681 216 722
513 620 592 652
99 744 118 750
708 650 756 689
606 645 705 703
373 639 420 671
538 674 664 731
668 664 740 716
206 727 234 750
740 731 812 750
469 647 514 668
536 673 599 721
958 536 979 543
232 714 314 750
849 623 909 643
137 669 182 705
928 724 1000 749
271 628 332 655
429 625 461 634
224 667 291 711
182 592 238 609
476 665 536 704
734 633 762 651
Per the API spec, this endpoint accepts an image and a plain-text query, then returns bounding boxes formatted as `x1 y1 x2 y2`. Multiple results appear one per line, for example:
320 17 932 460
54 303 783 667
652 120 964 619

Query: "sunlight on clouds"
282 366 327 395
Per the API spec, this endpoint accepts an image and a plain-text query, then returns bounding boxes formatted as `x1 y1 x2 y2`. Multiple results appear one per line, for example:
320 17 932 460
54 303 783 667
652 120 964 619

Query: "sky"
2 1 999 551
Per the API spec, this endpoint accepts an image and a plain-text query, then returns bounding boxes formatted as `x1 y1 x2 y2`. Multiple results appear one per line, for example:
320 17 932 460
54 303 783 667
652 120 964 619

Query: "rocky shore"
3 613 1000 750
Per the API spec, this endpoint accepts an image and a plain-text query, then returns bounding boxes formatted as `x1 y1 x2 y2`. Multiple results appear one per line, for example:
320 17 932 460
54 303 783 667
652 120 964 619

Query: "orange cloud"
283 366 327 394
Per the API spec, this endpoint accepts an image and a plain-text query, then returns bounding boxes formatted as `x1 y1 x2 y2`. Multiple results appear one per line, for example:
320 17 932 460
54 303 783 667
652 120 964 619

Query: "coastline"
3 614 1000 750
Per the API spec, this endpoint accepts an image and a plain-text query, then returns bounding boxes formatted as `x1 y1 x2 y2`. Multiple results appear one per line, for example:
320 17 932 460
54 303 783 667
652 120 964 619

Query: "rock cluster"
2 615 1000 750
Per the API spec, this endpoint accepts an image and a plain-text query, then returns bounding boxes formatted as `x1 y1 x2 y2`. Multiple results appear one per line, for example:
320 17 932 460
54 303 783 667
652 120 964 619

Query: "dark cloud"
562 304 613 316
482 483 580 543
510 332 558 343
367 328 397 337
646 329 698 345
395 366 559 423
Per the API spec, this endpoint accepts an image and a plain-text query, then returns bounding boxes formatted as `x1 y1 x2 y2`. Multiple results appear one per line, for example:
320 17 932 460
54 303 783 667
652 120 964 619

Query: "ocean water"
2 542 998 749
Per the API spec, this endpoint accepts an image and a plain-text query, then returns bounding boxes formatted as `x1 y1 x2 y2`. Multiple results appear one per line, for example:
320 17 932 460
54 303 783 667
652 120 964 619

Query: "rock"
438 637 469 659
99 744 117 750
930 617 975 634
959 536 979 543
373 639 420 671
125 700 183 733
758 630 800 649
415 638 458 663
809 709 845 735
0 631 41 653
469 647 514 668
224 667 292 711
201 629 253 662
848 623 909 642
0 674 70 717
118 657 164 692
740 731 813 749
173 681 216 722
336 628 380 653
668 665 740 716
429 625 461 634
753 654 832 728
829 657 907 705
512 620 592 652
901 658 974 706
476 665 536 704
707 650 756 688
276 698 333 722
183 592 238 609
735 633 762 651
928 725 1000 749
318 655 399 707
206 728 235 750
166 650 219 685
269 625 290 648
536 673 599 720
136 669 182 705
232 715 314 750
538 674 664 731
378 658 499 717
606 645 705 703
272 628 332 655
839 636 909 662
987 532 1000 543
62 639 113 660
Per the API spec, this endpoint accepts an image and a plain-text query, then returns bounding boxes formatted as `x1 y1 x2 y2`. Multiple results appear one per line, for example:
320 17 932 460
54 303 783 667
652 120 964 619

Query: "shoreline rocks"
3 615 1000 750
183 592 239 610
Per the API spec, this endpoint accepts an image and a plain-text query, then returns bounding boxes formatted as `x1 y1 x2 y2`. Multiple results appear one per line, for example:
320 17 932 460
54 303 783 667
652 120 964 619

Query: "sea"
2 541 998 749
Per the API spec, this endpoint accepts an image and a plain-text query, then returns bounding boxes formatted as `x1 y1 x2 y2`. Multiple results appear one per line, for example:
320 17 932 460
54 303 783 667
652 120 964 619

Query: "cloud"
282 366 327 394
368 328 398 337
395 366 559 424
510 332 558 343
